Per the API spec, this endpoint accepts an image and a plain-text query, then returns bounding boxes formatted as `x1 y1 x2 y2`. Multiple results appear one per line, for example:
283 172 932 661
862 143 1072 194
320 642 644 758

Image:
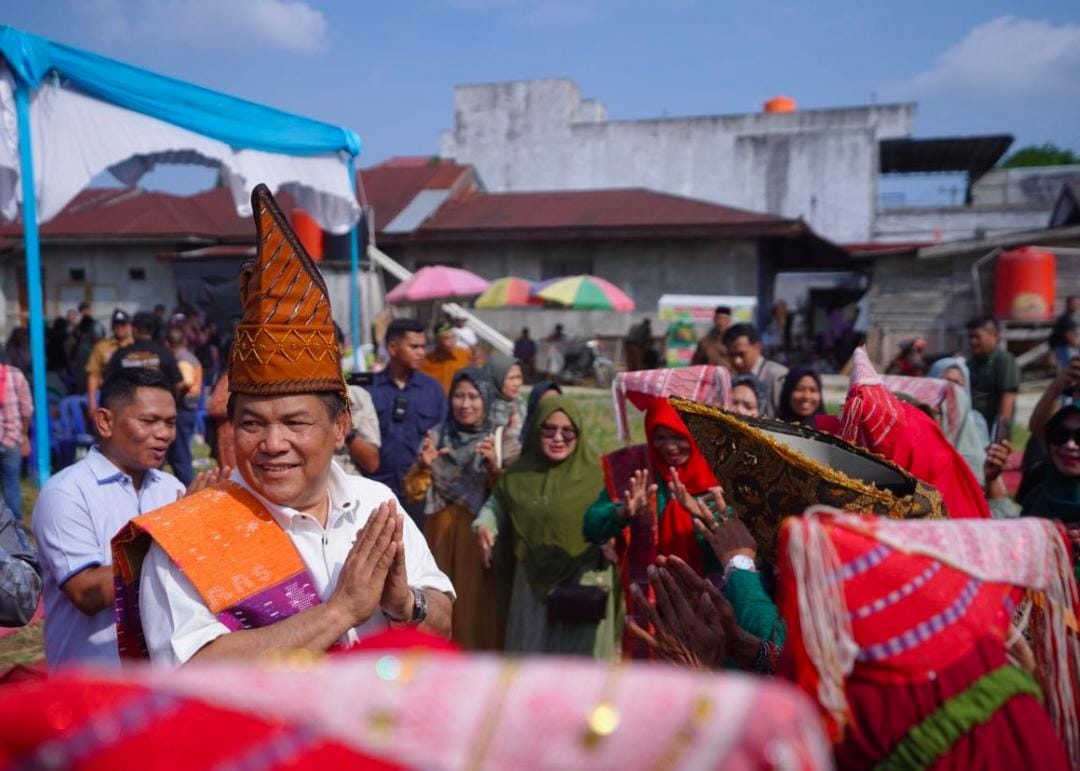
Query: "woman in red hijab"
585 398 781 658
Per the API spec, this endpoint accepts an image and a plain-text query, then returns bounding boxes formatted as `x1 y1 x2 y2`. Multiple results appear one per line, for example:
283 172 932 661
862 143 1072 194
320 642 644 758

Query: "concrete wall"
439 78 916 244
973 165 1080 207
873 205 1050 243
389 236 759 339
865 247 1080 364
0 242 179 337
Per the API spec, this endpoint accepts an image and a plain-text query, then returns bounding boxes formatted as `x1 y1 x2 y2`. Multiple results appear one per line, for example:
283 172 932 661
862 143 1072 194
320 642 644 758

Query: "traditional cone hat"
670 397 947 561
229 184 346 403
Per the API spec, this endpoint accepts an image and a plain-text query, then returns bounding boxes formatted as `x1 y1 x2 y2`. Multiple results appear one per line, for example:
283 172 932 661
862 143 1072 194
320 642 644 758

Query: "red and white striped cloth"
612 365 732 442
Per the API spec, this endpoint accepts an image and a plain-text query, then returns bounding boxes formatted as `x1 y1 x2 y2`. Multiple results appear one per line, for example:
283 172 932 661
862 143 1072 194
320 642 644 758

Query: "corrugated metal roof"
879 135 1014 179
383 189 452 234
358 158 475 231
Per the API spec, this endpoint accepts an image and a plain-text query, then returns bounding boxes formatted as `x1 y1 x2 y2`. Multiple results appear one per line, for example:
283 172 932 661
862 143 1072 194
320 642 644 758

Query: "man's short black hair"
714 305 733 316
99 367 174 411
154 304 166 314
385 318 425 346
966 315 999 334
226 390 348 422
132 311 157 335
78 301 91 312
722 322 760 347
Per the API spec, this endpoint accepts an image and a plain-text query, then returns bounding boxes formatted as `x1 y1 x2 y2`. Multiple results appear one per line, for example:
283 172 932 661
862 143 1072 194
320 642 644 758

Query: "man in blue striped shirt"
32 368 186 668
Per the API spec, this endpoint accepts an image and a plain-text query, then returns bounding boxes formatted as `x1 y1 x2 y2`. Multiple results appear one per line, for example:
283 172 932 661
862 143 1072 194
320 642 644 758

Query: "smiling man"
113 185 453 665
33 367 185 668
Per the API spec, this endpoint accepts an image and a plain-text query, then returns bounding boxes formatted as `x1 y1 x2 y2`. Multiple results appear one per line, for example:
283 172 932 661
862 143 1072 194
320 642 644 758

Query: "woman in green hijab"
474 395 622 657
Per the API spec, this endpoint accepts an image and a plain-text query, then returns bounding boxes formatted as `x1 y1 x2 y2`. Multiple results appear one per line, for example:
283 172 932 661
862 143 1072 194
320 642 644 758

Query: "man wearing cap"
86 309 134 412
691 305 733 368
113 186 453 666
419 321 472 395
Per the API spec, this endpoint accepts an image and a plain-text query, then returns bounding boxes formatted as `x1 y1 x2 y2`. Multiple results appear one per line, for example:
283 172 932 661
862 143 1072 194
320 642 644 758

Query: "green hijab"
1021 404 1080 525
494 395 603 598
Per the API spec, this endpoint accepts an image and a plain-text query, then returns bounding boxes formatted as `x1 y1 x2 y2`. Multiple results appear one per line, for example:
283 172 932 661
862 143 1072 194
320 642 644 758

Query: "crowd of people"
1 187 1079 768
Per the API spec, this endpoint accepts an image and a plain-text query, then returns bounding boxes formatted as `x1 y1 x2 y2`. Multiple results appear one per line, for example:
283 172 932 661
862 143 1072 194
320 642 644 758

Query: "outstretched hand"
183 465 233 498
625 564 727 670
693 510 757 565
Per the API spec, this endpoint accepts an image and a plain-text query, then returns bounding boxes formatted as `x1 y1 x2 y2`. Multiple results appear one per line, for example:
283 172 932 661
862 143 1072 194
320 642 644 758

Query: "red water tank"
764 95 797 113
290 209 324 261
994 247 1056 321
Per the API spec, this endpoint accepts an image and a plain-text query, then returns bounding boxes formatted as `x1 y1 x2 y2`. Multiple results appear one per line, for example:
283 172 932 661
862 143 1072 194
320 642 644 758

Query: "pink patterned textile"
92 652 832 771
612 365 732 442
881 374 962 441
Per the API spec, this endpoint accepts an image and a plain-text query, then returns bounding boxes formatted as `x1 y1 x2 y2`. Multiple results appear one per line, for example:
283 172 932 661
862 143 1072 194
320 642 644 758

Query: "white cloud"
75 0 330 56
903 16 1080 97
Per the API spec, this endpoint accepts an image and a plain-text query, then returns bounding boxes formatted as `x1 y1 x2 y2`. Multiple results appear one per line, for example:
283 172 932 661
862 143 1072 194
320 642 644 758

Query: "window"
129 267 147 281
69 268 86 282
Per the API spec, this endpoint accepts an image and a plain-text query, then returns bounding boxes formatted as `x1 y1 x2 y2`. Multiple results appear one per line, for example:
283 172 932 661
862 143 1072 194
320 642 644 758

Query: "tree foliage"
1001 143 1080 169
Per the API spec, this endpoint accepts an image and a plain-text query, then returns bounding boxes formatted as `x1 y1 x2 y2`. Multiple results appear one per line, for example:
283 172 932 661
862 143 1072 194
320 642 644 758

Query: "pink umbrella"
385 265 490 304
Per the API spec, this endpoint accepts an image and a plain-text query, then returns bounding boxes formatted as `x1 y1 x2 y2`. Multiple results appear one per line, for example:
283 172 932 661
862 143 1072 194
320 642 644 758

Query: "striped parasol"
474 276 543 309
534 275 635 311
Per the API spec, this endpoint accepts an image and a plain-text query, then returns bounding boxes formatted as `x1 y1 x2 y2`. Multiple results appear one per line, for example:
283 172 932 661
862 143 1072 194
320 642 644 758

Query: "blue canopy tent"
0 26 366 484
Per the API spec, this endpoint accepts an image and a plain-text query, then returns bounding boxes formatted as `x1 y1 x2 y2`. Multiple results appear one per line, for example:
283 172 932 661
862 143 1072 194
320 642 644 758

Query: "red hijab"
645 399 719 570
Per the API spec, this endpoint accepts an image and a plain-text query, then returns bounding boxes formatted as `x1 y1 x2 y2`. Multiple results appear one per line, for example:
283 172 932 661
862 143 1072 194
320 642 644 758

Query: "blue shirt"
366 369 446 499
31 447 184 668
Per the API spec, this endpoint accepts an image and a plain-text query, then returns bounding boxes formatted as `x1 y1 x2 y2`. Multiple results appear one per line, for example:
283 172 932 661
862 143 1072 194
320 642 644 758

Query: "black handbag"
545 584 609 624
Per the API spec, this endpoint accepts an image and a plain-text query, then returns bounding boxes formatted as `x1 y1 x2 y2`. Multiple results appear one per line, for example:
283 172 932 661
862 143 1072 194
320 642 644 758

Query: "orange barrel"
764 96 796 113
290 209 324 261
994 247 1056 321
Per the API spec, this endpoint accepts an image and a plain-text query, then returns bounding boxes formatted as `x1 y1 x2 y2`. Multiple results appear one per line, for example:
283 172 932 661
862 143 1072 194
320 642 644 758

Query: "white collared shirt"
138 463 454 666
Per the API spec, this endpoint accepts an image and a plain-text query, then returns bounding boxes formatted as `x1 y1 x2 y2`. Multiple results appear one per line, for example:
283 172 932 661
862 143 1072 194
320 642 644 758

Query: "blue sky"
5 0 1080 192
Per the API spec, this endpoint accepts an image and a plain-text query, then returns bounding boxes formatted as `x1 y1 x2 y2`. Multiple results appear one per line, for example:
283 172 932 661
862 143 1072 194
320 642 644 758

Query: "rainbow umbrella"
385 265 489 304
534 275 635 311
474 276 542 309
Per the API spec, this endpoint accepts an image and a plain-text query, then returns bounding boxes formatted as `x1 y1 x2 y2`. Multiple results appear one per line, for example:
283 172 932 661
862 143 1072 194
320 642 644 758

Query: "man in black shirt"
104 311 189 482
1050 296 1080 369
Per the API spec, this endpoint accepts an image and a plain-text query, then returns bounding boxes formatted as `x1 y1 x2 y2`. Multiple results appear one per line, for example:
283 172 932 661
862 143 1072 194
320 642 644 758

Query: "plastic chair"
58 395 95 463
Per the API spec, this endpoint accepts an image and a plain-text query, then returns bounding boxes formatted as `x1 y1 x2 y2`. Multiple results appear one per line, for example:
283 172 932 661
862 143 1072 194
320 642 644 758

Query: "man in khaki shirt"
86 309 134 411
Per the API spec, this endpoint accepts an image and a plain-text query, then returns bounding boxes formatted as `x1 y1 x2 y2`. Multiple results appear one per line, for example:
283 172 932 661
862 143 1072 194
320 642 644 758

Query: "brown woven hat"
670 397 946 561
229 184 346 404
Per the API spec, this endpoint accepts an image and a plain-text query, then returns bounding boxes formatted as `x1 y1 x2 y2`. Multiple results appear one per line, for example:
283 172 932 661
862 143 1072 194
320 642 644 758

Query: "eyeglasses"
392 393 408 423
1047 425 1080 447
540 425 578 441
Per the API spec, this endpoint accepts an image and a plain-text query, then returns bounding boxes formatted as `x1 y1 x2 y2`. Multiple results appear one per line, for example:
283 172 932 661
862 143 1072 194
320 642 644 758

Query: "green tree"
1001 143 1080 169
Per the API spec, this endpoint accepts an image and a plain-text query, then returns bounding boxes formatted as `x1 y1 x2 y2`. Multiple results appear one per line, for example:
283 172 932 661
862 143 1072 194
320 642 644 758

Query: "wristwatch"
386 587 428 625
723 554 756 581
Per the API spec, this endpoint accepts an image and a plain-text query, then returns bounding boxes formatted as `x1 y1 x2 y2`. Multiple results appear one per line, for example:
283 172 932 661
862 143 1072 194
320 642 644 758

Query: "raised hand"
626 565 726 670
660 554 761 670
328 501 398 628
476 525 495 569
476 436 496 468
621 469 656 520
418 431 449 468
183 465 233 498
378 506 413 621
693 511 757 565
983 440 1013 484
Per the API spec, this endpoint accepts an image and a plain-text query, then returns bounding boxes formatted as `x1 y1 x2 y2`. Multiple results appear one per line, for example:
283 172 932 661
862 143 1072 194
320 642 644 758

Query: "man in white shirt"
451 315 478 352
114 185 452 666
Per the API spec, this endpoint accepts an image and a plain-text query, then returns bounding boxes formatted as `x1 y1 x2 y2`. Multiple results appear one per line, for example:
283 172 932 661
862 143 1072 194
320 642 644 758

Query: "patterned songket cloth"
779 508 1080 769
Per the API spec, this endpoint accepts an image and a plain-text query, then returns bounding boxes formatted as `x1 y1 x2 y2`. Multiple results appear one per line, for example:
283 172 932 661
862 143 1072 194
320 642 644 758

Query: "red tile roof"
358 158 476 231
406 188 799 241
